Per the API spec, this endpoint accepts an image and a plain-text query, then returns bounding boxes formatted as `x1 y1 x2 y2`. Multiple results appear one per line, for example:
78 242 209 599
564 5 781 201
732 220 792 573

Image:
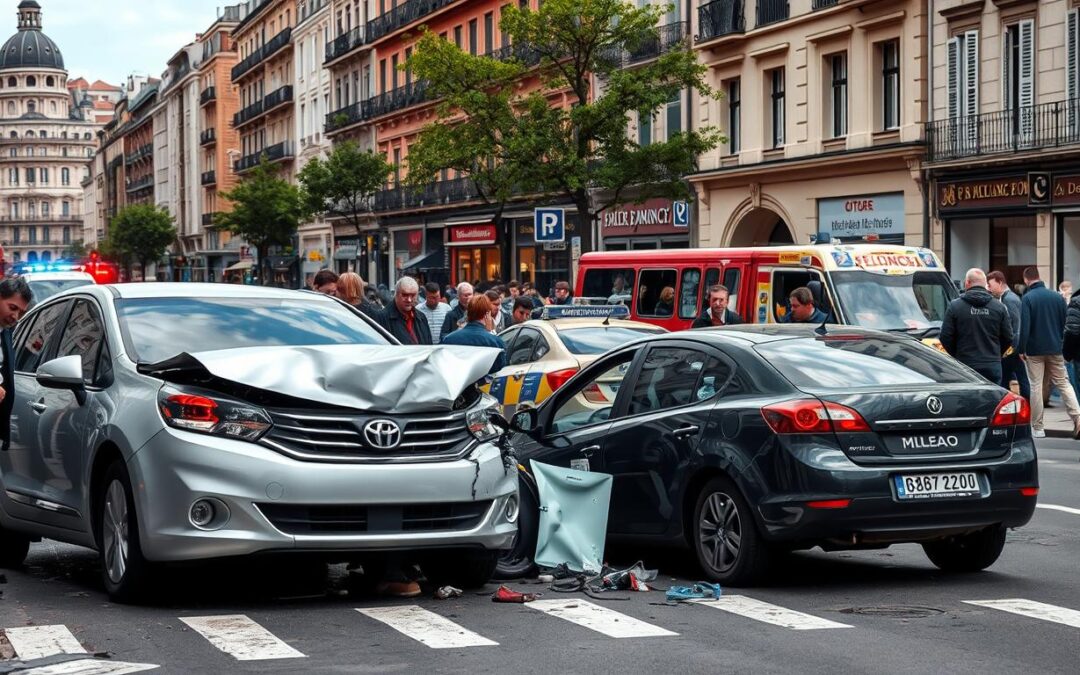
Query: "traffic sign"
674 200 689 227
534 208 565 242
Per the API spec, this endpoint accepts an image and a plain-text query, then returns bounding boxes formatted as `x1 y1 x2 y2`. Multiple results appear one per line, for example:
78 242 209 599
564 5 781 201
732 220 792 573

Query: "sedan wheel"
692 476 770 586
96 461 154 603
102 480 129 584
699 492 742 575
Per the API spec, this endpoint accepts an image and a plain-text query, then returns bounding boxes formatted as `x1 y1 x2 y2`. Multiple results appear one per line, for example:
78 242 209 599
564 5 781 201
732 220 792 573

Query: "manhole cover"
839 606 946 619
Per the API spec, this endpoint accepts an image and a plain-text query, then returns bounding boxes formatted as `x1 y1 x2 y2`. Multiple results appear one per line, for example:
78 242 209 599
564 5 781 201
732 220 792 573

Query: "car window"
702 268 721 311
508 328 540 366
53 299 105 383
27 279 94 307
15 300 70 373
637 269 678 317
558 326 665 355
581 268 634 304
550 351 635 435
531 333 550 361
722 268 740 312
628 347 712 415
771 269 823 322
499 327 521 362
95 342 113 387
679 268 702 319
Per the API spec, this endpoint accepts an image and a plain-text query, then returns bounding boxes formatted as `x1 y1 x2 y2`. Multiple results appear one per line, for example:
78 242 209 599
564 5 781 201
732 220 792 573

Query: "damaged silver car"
0 284 518 601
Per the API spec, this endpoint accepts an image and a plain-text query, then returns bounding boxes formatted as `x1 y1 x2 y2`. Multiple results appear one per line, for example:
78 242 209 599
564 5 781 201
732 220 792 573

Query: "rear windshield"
558 326 663 355
28 279 93 306
755 335 978 389
117 296 389 363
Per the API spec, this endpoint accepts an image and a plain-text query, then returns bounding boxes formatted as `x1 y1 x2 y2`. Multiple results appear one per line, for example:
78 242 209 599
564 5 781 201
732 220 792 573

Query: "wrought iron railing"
124 143 153 165
231 27 293 81
325 26 366 63
200 86 217 106
125 175 153 193
368 81 433 119
233 99 265 128
263 85 294 112
234 141 295 173
484 42 542 66
755 0 789 27
325 100 371 133
201 170 217 186
812 0 839 8
366 0 459 44
926 99 1080 162
200 128 216 145
373 176 480 212
623 21 687 66
697 0 745 43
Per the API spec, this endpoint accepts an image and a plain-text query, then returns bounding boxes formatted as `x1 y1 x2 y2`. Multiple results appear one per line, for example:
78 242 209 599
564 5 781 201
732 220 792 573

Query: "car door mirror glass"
511 408 538 434
36 355 85 391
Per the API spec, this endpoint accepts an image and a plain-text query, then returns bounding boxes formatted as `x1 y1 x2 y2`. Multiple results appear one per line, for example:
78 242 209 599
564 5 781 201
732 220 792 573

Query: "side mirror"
510 408 539 435
36 355 86 394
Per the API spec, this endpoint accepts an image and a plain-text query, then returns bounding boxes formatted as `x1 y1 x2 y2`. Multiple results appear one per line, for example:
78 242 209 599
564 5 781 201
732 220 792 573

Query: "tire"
923 526 1007 573
428 550 499 589
494 476 539 580
95 461 155 603
0 529 29 568
691 476 771 586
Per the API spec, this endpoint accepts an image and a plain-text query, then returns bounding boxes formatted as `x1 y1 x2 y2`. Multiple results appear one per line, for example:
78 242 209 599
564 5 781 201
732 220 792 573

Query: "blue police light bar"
539 305 631 320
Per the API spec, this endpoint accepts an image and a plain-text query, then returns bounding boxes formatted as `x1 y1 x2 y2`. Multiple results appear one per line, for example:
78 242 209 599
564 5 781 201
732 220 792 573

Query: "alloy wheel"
102 479 129 584
699 491 742 574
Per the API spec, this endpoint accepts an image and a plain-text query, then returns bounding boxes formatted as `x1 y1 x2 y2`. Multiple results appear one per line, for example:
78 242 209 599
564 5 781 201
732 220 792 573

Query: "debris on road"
434 586 463 600
666 583 722 603
492 585 539 603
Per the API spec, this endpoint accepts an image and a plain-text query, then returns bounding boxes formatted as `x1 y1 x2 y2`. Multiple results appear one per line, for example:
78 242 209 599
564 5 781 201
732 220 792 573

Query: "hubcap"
699 491 741 574
102 480 129 584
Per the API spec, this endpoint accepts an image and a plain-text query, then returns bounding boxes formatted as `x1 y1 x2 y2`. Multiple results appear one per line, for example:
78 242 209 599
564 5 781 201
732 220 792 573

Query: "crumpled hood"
961 286 995 308
141 344 502 413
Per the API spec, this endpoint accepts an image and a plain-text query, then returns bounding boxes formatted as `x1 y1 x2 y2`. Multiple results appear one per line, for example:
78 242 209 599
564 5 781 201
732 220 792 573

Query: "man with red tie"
377 277 433 345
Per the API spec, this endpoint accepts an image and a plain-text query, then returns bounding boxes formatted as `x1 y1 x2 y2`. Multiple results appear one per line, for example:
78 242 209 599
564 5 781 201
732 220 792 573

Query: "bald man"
939 268 1013 383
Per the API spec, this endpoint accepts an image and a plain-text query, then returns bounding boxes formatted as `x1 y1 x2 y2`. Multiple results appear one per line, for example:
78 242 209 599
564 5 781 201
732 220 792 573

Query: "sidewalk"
1042 402 1079 439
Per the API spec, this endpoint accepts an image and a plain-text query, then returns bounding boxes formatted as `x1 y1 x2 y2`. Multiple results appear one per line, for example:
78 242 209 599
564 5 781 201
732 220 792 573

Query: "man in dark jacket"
692 285 743 328
378 277 432 345
441 294 508 374
779 287 828 324
940 268 1012 383
988 271 1030 400
0 278 31 452
441 282 473 341
1020 266 1080 438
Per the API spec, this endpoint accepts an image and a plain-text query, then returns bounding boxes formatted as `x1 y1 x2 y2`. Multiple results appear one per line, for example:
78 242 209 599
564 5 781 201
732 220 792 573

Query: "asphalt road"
0 440 1077 674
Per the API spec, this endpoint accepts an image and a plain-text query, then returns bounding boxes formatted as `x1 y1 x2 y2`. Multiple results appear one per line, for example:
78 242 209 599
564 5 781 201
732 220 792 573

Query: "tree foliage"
62 240 88 260
106 204 177 278
298 140 393 235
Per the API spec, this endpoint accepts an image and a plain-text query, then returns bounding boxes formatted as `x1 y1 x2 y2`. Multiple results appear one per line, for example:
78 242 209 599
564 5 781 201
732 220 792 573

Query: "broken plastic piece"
532 462 613 575
434 586 464 600
666 582 722 602
492 585 539 603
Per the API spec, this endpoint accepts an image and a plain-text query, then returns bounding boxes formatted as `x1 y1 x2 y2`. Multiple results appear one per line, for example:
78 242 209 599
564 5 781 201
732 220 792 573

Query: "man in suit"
988 270 1030 401
692 285 743 328
0 278 32 452
378 276 432 345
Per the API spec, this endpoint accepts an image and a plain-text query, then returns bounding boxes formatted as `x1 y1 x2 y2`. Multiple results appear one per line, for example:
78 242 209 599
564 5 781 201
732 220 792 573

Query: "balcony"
615 21 687 66
125 175 153 193
697 0 745 43
926 99 1080 163
484 42 542 67
200 128 217 146
811 0 839 8
325 26 366 64
234 86 293 128
368 81 433 120
373 176 480 212
200 86 217 106
325 100 370 133
366 0 458 44
233 99 265 128
201 170 217 186
231 27 293 81
0 214 82 224
202 212 220 227
124 143 153 166
755 0 789 27
234 141 295 173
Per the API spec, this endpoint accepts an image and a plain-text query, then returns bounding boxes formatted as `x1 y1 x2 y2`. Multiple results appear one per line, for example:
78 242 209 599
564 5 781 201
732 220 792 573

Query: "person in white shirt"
418 282 451 343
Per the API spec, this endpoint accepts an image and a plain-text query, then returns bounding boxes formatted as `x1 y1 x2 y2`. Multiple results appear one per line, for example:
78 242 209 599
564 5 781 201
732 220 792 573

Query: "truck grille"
259 408 473 462
257 501 493 535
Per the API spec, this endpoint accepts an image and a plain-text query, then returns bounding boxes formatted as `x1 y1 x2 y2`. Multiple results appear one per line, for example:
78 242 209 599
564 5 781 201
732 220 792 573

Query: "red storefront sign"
1053 174 1080 205
600 198 685 237
448 224 498 246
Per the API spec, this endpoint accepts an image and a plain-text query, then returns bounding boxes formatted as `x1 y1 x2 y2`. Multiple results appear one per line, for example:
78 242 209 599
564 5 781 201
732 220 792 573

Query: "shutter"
947 37 960 151
1002 29 1012 113
963 30 980 149
1018 20 1035 142
1068 10 1078 134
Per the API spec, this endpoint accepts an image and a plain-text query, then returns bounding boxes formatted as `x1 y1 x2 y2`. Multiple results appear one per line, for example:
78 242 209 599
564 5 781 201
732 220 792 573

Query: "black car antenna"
814 314 829 336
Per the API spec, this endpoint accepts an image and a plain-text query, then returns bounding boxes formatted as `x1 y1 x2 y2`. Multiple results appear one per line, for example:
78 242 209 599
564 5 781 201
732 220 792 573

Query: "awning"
334 245 358 261
225 260 253 272
443 215 495 226
400 249 446 273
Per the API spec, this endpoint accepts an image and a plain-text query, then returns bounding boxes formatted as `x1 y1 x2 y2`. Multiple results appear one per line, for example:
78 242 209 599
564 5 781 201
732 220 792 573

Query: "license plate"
894 472 981 500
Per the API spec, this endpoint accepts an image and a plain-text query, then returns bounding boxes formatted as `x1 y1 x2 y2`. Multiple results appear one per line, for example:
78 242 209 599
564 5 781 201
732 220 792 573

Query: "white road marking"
526 599 677 638
18 659 160 674
179 615 305 661
4 624 86 660
691 596 852 630
356 606 498 649
965 599 1080 629
1036 503 1080 516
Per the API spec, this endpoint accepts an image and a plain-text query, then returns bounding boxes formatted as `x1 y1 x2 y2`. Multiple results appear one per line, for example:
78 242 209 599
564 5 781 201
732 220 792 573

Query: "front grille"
257 501 492 535
260 408 472 462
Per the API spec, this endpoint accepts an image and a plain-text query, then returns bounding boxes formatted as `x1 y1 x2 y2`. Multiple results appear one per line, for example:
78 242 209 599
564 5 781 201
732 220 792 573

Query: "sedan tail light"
582 383 608 404
545 368 578 392
158 385 272 441
761 399 870 434
991 392 1031 427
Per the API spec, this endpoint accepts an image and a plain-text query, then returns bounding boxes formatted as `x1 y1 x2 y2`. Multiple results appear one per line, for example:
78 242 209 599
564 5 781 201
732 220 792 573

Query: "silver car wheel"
102 479 129 584
699 491 741 574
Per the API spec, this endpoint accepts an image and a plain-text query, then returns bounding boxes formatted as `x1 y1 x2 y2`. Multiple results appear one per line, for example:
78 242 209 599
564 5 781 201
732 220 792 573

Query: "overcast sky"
8 0 229 85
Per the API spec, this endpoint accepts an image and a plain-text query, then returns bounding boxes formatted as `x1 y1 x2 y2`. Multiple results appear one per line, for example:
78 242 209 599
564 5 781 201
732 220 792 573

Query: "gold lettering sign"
1053 175 1080 205
938 177 1029 211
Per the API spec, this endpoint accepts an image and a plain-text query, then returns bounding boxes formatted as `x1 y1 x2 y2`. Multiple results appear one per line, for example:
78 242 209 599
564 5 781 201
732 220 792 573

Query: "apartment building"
924 0 1080 290
690 0 927 250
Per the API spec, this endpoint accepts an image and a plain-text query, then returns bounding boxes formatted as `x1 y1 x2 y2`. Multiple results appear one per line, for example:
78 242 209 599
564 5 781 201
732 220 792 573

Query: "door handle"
30 401 47 414
580 445 600 457
673 425 700 438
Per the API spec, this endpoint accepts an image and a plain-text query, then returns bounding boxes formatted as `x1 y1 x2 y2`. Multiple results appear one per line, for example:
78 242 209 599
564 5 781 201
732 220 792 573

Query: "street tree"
107 204 177 280
215 158 305 284
298 140 393 239
407 0 722 244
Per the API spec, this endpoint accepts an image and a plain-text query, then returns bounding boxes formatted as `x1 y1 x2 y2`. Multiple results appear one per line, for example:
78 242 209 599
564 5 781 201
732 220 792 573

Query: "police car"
9 262 96 308
486 305 666 417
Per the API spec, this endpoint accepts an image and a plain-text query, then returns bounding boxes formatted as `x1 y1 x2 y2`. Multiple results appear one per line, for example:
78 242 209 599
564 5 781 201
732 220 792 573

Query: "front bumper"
127 428 518 562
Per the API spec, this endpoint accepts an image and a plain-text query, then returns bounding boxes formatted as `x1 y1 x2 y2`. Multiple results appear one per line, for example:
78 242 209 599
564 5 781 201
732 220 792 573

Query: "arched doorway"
728 207 795 247
27 251 38 264
41 251 51 262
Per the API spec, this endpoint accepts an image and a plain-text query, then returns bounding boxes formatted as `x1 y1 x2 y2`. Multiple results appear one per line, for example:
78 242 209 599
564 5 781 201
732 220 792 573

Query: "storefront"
447 223 500 285
264 255 301 289
817 193 906 244
600 198 691 250
512 212 582 294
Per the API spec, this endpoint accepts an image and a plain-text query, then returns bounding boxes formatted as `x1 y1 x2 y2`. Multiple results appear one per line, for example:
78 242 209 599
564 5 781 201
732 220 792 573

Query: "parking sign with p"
534 208 565 243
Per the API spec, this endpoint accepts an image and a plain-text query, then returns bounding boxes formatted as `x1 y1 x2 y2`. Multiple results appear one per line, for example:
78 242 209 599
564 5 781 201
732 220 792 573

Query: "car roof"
104 283 316 300
20 271 95 281
546 318 664 332
663 324 897 346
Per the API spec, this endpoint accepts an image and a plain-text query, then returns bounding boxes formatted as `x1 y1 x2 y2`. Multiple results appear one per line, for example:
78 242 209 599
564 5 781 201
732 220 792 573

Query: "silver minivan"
0 284 517 601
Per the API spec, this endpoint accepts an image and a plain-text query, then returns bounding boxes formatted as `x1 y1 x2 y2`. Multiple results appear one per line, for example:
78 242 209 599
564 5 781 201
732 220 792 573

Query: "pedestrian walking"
987 271 1030 401
692 285 743 328
0 278 31 452
377 277 432 345
417 282 451 343
1019 266 1080 438
940 269 1012 384
312 269 338 296
440 294 508 374
335 272 381 320
441 282 474 341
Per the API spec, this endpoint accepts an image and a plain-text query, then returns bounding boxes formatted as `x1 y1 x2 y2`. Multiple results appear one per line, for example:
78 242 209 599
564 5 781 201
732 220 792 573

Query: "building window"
392 148 401 186
469 18 478 55
7 168 16 185
41 202 49 216
770 68 785 148
12 227 18 244
454 25 462 48
26 75 35 87
666 93 681 139
728 79 741 153
62 200 70 216
947 30 980 121
28 226 36 244
40 168 48 184
882 40 900 130
484 12 494 54
829 53 847 138
63 226 70 244
638 110 651 146
1003 20 1035 137
25 168 34 183
391 54 398 89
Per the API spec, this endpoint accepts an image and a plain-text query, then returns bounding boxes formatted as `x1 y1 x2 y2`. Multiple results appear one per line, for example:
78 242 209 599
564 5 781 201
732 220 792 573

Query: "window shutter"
1068 10 1078 133
1018 19 1035 141
947 37 960 120
1002 29 1013 113
963 29 979 117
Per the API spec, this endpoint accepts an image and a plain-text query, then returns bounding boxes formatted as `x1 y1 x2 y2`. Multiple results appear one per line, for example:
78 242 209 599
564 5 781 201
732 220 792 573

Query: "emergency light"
539 305 631 320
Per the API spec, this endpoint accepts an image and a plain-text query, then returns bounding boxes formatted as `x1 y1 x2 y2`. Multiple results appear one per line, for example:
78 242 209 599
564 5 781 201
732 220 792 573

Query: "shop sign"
449 224 497 246
600 198 687 238
1053 174 1080 206
817 193 904 238
937 176 1029 212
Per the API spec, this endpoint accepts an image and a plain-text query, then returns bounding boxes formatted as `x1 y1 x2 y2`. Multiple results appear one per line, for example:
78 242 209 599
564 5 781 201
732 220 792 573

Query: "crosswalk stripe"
356 606 498 649
527 599 678 638
1036 503 1080 516
179 615 305 661
18 659 160 674
964 599 1080 629
692 596 852 630
4 624 86 660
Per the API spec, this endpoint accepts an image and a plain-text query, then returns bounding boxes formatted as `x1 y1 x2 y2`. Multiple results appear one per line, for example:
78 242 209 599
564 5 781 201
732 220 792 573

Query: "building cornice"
690 142 925 183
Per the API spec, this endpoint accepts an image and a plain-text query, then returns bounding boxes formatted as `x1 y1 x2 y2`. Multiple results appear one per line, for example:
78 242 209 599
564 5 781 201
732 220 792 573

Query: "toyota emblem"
926 396 943 415
363 420 402 449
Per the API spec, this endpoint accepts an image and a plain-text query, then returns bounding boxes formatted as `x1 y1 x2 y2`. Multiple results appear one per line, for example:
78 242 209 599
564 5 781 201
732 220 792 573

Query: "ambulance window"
637 269 678 317
679 268 703 319
508 328 541 365
582 268 635 304
772 269 823 322
701 268 721 310
721 268 739 312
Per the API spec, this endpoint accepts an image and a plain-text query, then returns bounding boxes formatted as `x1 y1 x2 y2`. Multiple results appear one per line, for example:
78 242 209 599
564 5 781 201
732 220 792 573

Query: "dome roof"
0 1 63 71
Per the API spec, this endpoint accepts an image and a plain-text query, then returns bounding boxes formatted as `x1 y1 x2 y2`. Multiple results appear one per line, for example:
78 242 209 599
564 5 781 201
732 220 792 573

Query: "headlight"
466 393 501 442
158 385 272 441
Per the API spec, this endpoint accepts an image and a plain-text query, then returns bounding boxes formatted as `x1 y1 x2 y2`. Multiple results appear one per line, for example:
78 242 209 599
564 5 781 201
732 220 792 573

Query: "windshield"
756 335 978 390
558 326 664 355
117 296 389 363
831 270 957 332
28 279 93 306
